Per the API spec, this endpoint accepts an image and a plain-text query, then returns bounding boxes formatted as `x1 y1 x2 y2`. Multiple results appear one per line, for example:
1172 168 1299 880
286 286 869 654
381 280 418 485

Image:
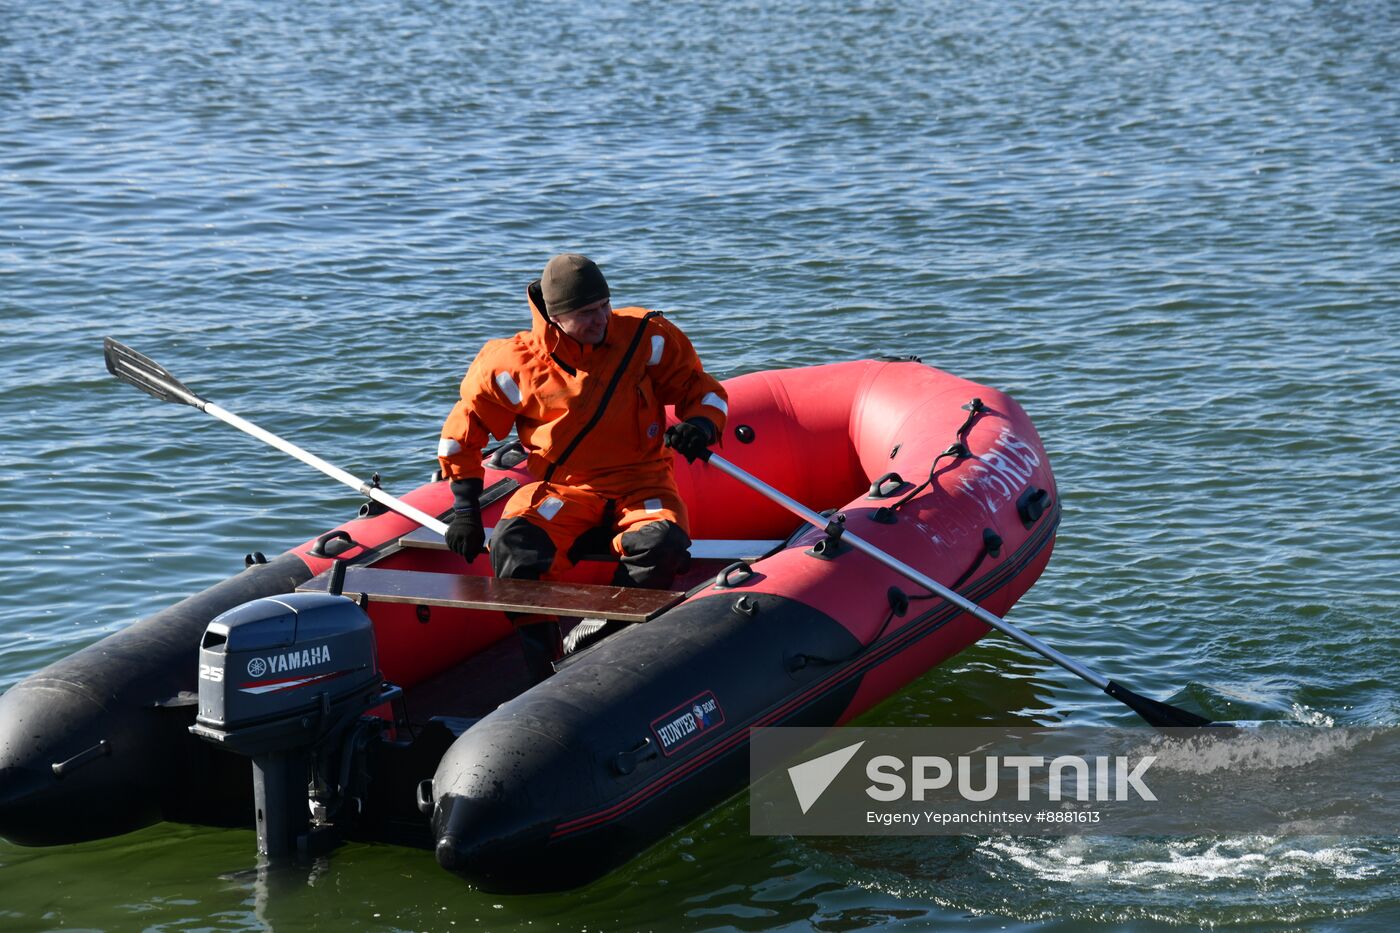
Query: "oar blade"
1105 680 1216 727
104 338 203 408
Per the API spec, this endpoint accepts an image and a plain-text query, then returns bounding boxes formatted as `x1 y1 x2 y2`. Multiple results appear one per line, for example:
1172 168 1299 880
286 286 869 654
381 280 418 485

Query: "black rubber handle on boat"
416 779 434 815
713 561 753 590
866 472 908 499
310 530 360 559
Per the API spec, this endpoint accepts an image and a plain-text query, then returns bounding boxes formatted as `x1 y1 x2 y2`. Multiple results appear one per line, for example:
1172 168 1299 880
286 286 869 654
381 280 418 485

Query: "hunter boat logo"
651 691 725 755
239 644 339 695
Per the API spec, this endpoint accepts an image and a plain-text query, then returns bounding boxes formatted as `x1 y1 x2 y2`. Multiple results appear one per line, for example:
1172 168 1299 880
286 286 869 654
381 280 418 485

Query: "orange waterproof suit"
437 281 728 582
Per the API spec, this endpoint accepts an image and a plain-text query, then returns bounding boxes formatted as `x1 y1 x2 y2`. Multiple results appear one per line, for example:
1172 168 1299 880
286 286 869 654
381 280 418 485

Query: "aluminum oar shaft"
703 452 1107 689
203 402 449 536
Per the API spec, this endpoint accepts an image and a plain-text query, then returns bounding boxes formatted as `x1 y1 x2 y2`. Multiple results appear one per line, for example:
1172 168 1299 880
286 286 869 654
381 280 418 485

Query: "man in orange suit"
437 254 728 682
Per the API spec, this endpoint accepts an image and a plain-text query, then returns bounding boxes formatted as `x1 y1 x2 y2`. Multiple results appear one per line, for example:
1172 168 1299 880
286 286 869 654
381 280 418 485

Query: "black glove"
445 478 485 562
664 417 716 463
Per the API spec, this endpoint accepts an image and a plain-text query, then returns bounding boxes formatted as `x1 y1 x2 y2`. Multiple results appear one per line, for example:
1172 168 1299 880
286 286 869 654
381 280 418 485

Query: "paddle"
697 450 1216 728
103 338 451 536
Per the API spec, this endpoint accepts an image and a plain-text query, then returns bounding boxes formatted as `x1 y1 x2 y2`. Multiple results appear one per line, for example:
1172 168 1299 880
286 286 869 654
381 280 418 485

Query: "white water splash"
1126 724 1380 775
979 835 1380 887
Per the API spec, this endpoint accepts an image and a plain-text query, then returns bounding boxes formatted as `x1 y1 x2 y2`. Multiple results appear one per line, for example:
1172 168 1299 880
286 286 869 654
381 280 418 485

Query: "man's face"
550 297 611 346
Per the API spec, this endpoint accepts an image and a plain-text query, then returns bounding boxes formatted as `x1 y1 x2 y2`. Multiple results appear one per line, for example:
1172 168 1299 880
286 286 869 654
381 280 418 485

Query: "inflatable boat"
0 357 1059 892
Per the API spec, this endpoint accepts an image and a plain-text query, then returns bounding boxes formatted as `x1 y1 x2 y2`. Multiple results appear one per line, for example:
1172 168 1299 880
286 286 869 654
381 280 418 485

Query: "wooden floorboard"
298 566 683 622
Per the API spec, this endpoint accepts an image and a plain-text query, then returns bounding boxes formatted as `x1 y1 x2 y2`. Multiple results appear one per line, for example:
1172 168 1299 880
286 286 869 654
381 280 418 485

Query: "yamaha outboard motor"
190 574 398 858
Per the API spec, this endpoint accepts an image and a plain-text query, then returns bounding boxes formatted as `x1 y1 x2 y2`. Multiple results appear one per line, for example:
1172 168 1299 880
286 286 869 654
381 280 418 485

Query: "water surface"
2 0 1397 929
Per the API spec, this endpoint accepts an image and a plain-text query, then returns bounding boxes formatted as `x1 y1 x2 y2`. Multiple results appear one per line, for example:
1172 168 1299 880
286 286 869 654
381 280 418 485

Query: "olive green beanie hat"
541 253 610 316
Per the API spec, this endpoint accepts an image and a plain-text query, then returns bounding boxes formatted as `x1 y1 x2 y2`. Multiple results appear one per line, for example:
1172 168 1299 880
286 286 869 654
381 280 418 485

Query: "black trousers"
490 514 691 683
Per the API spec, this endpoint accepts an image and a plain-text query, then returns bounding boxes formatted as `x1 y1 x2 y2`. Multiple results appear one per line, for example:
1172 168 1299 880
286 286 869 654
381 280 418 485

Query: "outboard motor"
189 573 398 858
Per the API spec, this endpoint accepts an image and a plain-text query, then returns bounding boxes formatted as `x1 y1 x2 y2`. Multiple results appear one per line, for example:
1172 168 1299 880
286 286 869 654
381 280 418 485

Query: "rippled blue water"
2 0 1397 929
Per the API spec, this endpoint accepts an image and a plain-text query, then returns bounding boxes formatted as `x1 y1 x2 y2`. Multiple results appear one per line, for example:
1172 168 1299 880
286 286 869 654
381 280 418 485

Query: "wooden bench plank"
297 567 683 623
395 526 463 552
396 525 783 561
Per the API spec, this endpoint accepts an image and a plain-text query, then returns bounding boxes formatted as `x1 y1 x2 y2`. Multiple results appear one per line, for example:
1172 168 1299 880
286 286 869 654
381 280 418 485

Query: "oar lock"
357 473 391 518
805 512 850 560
